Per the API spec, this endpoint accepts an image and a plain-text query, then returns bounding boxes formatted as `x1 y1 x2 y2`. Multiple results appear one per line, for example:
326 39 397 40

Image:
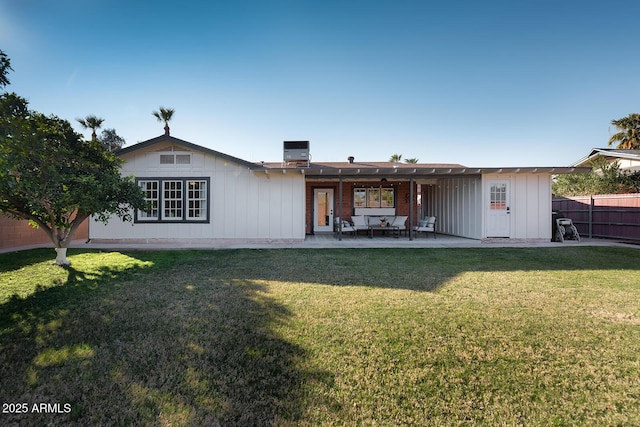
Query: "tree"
608 113 640 149
389 153 402 162
100 128 126 152
0 94 148 266
0 50 12 88
552 158 639 196
405 158 419 163
76 115 105 140
152 106 175 135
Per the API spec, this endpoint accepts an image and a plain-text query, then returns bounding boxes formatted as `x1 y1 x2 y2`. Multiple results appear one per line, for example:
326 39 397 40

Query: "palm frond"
77 115 102 128
152 106 175 123
608 113 640 149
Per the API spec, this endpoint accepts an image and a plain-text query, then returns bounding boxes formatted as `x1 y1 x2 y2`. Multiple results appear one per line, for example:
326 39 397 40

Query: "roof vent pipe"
348 156 355 163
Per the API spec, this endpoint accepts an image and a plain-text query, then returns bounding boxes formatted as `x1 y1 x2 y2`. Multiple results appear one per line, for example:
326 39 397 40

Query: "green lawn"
0 247 639 426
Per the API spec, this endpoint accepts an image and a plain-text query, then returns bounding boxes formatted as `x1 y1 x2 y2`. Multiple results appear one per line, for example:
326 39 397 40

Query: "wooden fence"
0 214 88 251
552 194 640 241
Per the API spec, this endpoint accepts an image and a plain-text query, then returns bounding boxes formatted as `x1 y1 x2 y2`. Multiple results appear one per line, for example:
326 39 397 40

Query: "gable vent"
160 154 191 165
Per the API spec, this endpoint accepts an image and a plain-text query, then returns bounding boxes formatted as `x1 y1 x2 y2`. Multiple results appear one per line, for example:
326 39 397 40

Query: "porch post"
589 195 593 238
338 176 343 240
409 177 414 240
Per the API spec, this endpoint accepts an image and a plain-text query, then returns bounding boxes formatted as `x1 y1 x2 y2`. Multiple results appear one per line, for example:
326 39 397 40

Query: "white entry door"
486 180 511 237
314 188 334 232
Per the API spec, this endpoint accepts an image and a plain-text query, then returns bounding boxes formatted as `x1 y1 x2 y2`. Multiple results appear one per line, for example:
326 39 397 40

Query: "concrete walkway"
2 233 633 254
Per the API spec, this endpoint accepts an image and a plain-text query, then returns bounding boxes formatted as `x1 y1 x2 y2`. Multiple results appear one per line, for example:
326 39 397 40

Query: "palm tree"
1 49 13 88
608 113 640 149
152 107 175 136
76 115 104 140
405 158 419 164
389 153 402 162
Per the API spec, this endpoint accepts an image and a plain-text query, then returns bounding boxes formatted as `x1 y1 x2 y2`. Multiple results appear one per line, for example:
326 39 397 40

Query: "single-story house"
89 135 589 244
571 148 640 172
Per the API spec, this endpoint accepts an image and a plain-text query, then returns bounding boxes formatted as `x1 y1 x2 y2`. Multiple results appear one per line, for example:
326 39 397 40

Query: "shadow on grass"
1 246 638 425
0 249 332 425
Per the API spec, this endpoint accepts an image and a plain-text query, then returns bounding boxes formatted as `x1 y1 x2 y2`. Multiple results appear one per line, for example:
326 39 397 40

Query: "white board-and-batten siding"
422 176 483 240
481 173 552 241
89 145 306 243
506 173 552 241
420 173 552 241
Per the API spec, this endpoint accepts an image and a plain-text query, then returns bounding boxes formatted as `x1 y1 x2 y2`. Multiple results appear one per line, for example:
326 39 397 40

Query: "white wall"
420 173 553 241
423 176 483 239
482 173 552 240
90 144 305 242
617 158 640 172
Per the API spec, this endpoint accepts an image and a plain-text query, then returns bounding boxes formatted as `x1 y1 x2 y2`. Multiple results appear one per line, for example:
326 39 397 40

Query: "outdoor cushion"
351 216 367 229
391 216 407 226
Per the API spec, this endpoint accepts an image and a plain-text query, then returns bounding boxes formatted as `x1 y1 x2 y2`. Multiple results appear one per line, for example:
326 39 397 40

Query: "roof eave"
261 166 591 178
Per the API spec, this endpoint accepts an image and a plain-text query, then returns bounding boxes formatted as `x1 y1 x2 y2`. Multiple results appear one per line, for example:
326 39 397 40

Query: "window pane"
490 184 507 210
381 188 394 207
160 154 174 164
176 154 191 164
353 189 366 207
367 188 380 207
163 181 183 219
187 180 207 220
316 191 329 226
138 180 159 219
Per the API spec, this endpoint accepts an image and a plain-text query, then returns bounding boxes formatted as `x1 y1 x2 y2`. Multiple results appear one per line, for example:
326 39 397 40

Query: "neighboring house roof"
116 134 264 170
570 148 640 167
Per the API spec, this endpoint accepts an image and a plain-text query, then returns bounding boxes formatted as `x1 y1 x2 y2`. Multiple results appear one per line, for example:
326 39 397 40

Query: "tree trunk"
54 247 71 266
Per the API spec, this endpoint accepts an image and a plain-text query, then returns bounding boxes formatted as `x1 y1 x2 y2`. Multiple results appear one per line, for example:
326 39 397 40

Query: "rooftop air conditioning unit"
283 141 310 166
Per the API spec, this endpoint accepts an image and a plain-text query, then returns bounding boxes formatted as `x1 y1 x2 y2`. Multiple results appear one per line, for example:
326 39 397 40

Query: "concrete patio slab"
1 234 633 254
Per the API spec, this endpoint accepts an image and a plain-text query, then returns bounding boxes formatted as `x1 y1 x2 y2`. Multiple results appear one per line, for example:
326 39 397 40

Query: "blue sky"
2 0 639 166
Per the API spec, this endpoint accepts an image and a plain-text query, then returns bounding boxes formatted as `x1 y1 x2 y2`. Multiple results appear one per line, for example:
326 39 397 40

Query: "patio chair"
351 215 368 236
334 217 357 237
391 215 408 236
555 218 580 242
413 216 437 238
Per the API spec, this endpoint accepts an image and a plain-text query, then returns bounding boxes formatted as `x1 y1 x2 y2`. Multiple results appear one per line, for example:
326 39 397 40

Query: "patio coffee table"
368 225 400 238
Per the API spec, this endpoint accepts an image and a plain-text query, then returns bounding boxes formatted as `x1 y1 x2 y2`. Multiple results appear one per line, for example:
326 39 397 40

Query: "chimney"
348 156 355 163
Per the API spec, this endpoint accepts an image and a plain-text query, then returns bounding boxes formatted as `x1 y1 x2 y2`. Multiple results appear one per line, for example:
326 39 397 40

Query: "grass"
0 246 639 426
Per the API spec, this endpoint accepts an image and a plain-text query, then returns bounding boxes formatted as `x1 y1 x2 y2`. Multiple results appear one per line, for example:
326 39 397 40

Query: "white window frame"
138 180 159 220
186 180 207 221
163 180 183 220
136 177 210 223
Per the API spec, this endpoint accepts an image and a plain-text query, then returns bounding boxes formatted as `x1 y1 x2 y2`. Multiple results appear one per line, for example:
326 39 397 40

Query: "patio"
303 233 600 249
0 235 623 256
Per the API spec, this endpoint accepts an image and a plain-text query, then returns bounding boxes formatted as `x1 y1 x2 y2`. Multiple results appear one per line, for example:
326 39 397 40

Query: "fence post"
589 195 593 238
